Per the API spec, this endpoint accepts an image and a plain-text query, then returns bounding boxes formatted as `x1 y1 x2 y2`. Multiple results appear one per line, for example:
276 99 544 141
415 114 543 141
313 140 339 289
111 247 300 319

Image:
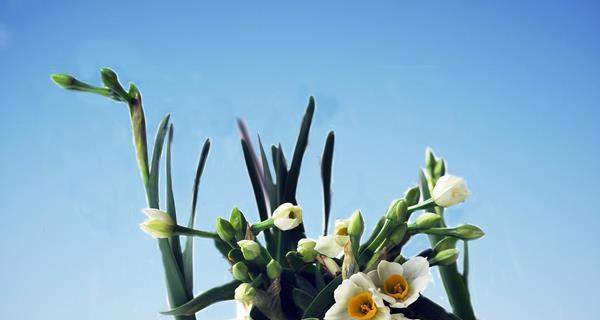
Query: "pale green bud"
100 67 129 99
404 186 421 207
454 224 485 240
347 210 365 239
216 218 235 242
385 199 408 223
234 283 256 302
433 237 458 253
229 207 248 240
139 208 175 238
433 160 446 180
232 262 250 282
297 238 317 262
430 248 459 266
415 212 442 229
237 240 261 261
389 223 408 245
266 260 282 280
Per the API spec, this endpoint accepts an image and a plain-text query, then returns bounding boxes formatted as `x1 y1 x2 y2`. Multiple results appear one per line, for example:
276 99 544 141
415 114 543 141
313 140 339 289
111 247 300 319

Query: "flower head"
368 258 432 309
139 208 174 238
324 273 390 320
271 203 303 231
315 219 350 257
431 175 470 207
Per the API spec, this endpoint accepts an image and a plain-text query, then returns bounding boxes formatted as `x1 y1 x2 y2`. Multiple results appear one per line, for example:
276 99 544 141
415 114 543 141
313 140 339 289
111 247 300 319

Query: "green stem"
251 219 274 234
407 198 435 213
174 226 220 239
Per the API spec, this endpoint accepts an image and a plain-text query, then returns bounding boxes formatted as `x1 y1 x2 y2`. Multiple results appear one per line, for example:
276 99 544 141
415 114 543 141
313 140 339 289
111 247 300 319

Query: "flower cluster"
53 68 485 320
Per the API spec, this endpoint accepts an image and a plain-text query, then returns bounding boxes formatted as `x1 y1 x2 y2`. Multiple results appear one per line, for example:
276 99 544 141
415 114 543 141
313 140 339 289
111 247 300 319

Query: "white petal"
371 306 391 320
401 257 430 281
324 301 349 320
367 269 383 288
142 208 174 224
315 235 344 257
271 202 294 219
333 277 363 303
377 260 404 283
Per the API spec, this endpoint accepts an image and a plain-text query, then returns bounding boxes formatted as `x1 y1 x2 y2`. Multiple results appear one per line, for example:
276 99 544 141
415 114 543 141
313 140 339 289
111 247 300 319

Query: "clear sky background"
1 1 599 319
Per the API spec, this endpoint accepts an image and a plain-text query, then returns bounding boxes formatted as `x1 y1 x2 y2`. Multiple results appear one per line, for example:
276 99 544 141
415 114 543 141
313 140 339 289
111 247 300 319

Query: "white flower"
315 219 350 257
271 203 303 230
324 272 390 320
234 283 256 303
432 175 470 207
139 208 174 238
368 258 432 309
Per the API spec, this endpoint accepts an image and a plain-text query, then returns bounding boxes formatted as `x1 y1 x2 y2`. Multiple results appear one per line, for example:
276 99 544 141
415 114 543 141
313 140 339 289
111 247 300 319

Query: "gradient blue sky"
1 1 599 319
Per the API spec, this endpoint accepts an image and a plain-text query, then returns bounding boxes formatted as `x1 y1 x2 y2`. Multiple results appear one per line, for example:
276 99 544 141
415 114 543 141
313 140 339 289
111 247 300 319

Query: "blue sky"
1 1 599 319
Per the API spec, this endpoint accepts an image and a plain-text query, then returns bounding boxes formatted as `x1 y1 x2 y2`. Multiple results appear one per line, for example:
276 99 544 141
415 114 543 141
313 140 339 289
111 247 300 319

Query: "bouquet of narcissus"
52 68 484 320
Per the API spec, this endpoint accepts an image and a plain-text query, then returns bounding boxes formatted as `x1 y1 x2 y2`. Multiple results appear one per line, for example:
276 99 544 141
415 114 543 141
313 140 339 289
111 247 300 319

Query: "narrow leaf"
160 280 241 316
404 295 462 320
284 96 315 203
147 113 171 208
166 125 184 282
320 131 335 236
241 139 272 245
293 288 314 311
302 276 342 319
294 275 319 297
183 138 210 296
258 136 277 213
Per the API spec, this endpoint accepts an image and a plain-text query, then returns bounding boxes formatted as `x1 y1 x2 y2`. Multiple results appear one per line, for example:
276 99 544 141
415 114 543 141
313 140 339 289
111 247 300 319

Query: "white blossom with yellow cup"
315 219 350 257
368 258 432 309
324 272 390 320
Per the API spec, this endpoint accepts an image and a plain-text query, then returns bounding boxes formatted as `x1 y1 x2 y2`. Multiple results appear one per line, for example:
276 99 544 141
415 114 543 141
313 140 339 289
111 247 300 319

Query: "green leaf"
147 113 171 208
183 138 210 296
294 275 319 297
284 96 315 203
258 136 277 213
462 240 469 287
293 288 314 311
321 131 335 236
418 168 431 201
160 280 241 316
166 125 185 285
241 139 273 246
404 295 463 320
302 276 342 319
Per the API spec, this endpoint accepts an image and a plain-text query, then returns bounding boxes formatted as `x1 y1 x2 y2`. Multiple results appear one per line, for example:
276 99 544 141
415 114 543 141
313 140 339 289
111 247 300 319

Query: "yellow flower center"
347 291 378 319
383 274 410 300
337 227 348 236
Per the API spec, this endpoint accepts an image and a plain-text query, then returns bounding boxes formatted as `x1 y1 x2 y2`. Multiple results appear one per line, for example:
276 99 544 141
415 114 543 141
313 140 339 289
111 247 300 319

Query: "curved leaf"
302 276 342 319
161 280 241 316
320 131 335 236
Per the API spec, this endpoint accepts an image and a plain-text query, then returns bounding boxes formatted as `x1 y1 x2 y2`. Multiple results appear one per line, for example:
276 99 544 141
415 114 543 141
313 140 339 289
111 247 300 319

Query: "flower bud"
271 203 303 231
433 160 446 180
385 199 408 223
389 223 408 245
432 175 470 207
234 283 256 303
139 208 175 238
347 210 364 240
429 248 459 266
433 237 458 253
229 207 248 240
232 262 250 282
297 238 318 262
216 218 235 242
415 212 442 229
266 259 282 280
425 148 437 172
100 67 128 99
404 186 421 207
237 240 261 261
454 224 485 240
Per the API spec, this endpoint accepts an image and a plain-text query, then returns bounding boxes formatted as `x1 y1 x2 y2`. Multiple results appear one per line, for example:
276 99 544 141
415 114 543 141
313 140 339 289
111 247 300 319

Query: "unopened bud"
100 67 128 99
389 223 408 245
216 218 235 242
232 262 250 282
297 238 317 262
415 212 441 229
454 224 485 240
229 207 248 240
266 260 282 279
347 210 365 239
234 283 256 302
430 248 459 266
237 240 261 261
385 199 408 224
404 186 421 206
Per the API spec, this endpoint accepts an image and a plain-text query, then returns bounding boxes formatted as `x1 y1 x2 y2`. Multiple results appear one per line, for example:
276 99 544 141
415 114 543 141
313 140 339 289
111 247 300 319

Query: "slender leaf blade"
302 276 342 319
166 125 184 281
183 138 211 296
321 131 335 236
161 280 241 316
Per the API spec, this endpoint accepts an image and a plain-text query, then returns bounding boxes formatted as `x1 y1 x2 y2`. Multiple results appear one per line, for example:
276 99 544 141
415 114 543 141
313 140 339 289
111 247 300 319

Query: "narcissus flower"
139 208 174 238
271 203 303 231
315 219 350 257
368 258 432 309
324 273 390 320
431 175 470 207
